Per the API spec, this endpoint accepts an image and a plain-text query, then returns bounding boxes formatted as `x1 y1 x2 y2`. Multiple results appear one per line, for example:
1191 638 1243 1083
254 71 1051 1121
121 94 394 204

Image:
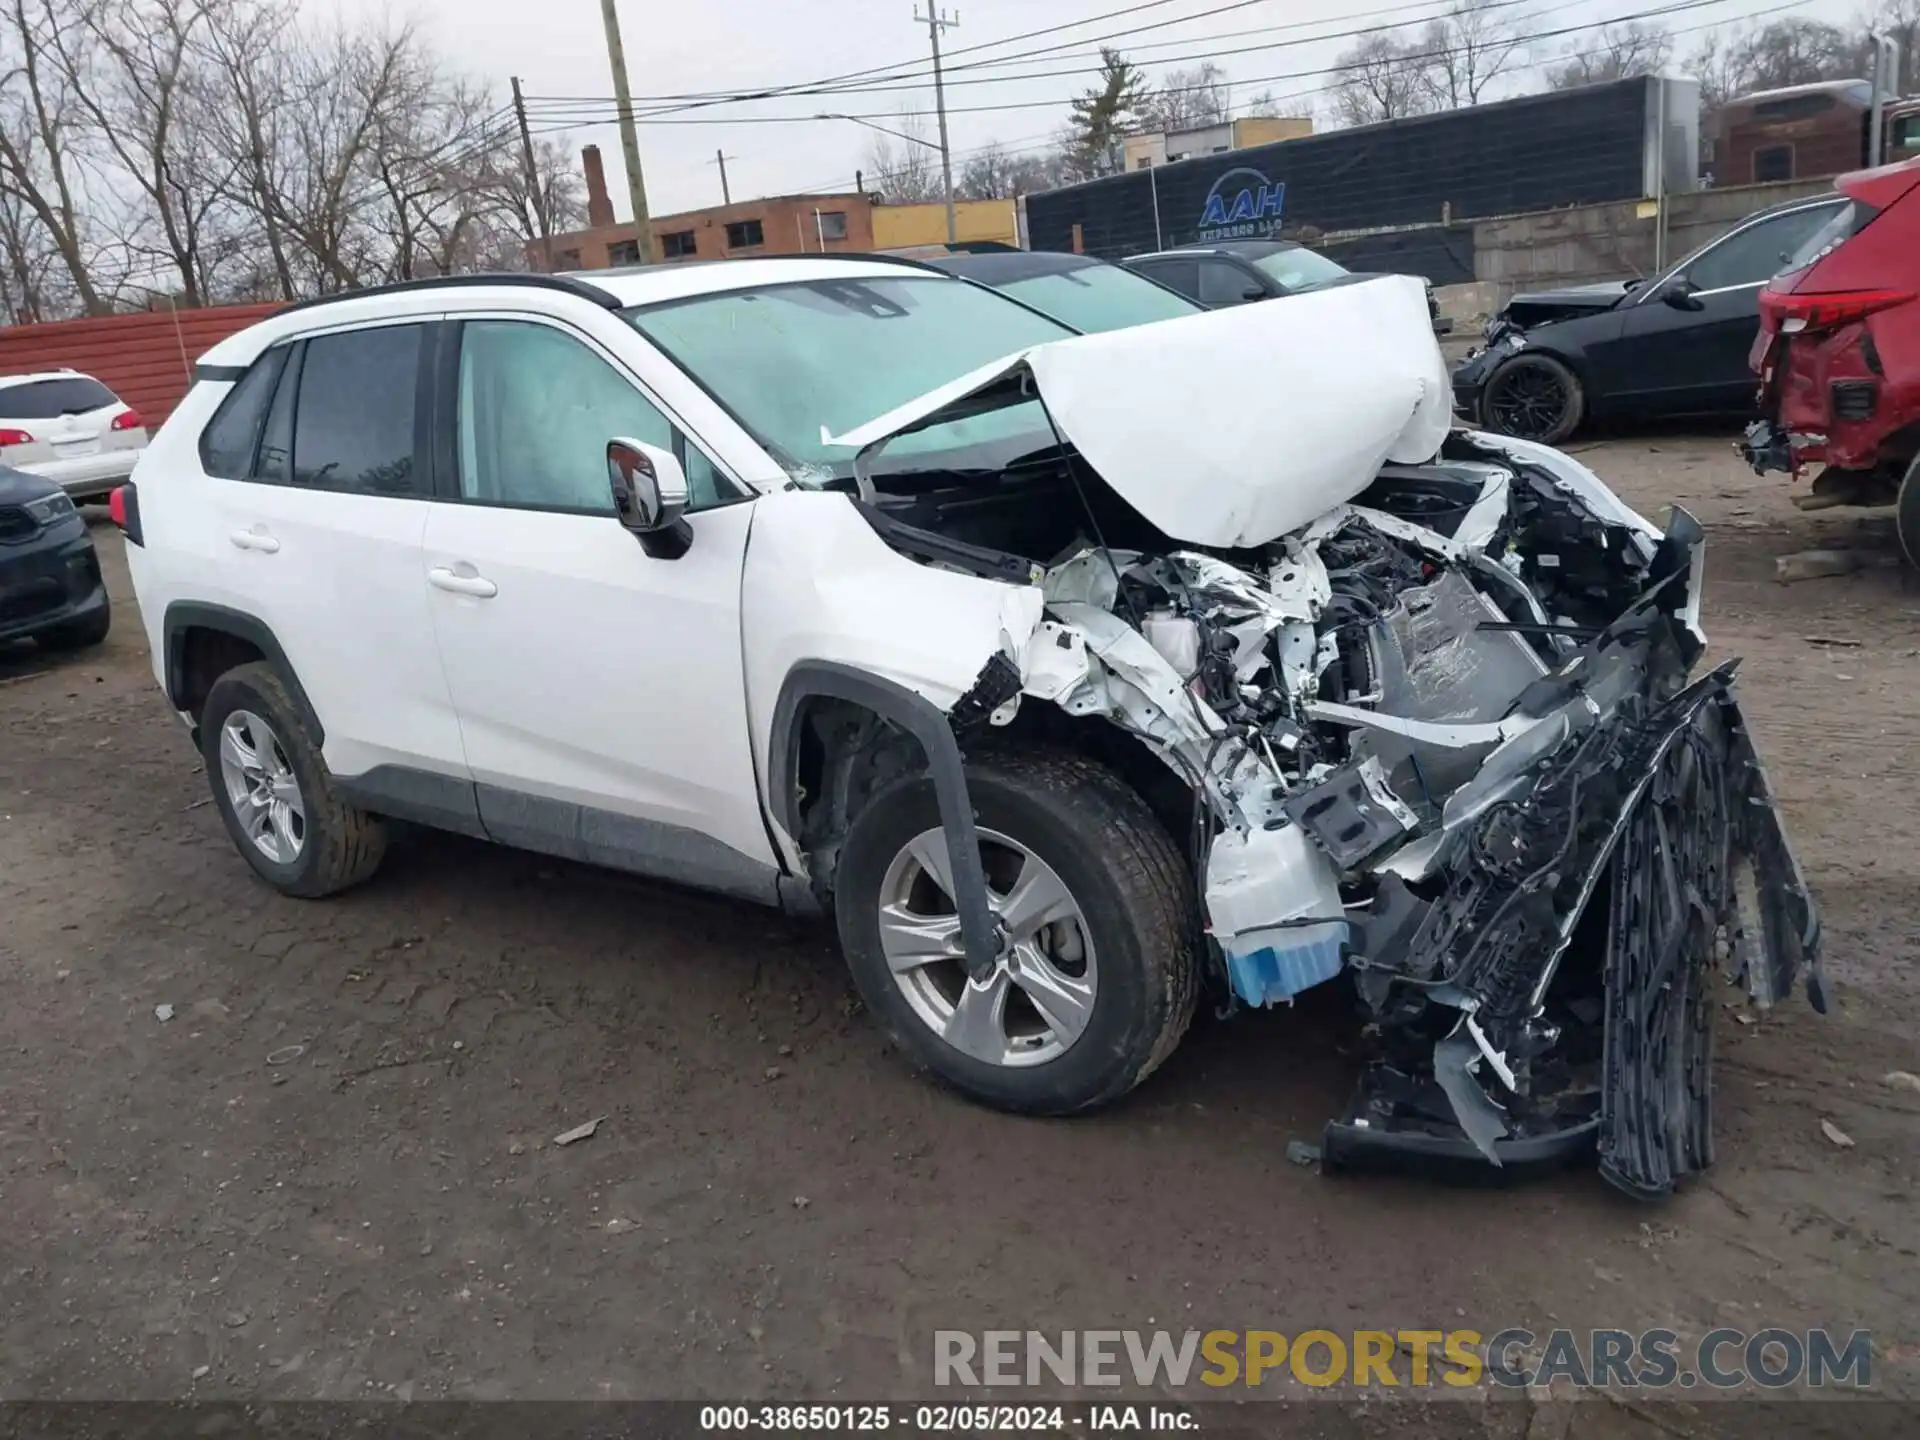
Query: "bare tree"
1327 35 1439 126
1141 62 1229 133
955 140 1064 199
1419 0 1526 109
862 109 941 205
1545 22 1673 91
0 0 106 312
1242 89 1290 118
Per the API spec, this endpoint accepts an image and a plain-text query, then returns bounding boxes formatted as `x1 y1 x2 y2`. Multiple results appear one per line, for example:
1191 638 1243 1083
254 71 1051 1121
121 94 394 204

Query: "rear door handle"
429 565 498 599
229 529 280 553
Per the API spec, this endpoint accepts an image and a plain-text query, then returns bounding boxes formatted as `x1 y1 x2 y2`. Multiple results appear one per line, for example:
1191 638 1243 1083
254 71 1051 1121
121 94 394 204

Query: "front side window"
627 275 1073 484
997 264 1199 333
1197 260 1259 305
1684 205 1843 291
1250 246 1350 292
455 319 731 513
290 325 423 495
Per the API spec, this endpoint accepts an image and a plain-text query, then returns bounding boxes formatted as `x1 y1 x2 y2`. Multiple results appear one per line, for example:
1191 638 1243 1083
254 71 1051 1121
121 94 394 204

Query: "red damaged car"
1742 155 1920 561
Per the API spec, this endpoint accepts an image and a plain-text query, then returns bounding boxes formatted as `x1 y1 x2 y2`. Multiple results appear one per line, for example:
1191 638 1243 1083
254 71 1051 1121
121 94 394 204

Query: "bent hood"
827 272 1452 549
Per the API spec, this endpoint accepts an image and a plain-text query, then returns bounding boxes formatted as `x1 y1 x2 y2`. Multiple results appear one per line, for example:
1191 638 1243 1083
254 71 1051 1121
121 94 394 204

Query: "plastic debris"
1820 1119 1855 1149
553 1118 602 1147
153 1004 174 1022
1285 1140 1322 1167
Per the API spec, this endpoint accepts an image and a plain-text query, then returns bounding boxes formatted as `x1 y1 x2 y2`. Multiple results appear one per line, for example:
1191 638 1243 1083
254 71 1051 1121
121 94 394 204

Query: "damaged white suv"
119 259 1822 1197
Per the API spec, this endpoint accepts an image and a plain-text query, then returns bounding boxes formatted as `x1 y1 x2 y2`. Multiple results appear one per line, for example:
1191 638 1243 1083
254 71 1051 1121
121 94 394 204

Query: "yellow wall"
871 198 1020 251
1231 116 1313 148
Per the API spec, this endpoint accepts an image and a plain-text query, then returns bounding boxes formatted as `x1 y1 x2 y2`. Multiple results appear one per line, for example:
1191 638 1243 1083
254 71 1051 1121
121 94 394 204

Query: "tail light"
109 482 143 546
1759 287 1914 334
110 408 144 431
0 428 34 446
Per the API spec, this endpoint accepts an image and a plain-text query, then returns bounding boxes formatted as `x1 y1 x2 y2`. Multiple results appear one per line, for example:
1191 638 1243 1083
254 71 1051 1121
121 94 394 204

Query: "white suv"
119 260 1820 1196
0 368 149 500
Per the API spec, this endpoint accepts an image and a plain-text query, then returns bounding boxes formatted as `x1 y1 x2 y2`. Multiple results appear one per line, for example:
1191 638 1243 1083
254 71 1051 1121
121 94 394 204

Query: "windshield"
995 264 1199 333
627 276 1073 484
1250 247 1350 291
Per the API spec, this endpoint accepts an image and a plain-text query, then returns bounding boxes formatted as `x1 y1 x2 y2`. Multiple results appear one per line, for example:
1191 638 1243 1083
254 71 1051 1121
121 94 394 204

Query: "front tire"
1482 352 1585 445
834 749 1197 1115
200 661 386 898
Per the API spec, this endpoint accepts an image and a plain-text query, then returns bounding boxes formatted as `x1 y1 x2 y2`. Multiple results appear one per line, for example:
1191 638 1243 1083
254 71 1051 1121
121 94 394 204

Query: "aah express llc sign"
1197 167 1285 241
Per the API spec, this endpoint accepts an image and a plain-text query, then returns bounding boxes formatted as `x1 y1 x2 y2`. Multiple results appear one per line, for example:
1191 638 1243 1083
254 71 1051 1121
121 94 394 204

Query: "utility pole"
597 0 655 264
913 5 959 245
510 77 554 273
709 149 737 205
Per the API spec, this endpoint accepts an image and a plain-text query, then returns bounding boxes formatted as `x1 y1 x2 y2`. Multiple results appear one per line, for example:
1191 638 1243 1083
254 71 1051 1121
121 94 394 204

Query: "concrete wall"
871 198 1019 251
1470 177 1835 300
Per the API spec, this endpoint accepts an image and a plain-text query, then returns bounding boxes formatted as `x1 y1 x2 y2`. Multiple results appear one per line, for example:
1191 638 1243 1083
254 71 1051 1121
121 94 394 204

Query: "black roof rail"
276 271 623 317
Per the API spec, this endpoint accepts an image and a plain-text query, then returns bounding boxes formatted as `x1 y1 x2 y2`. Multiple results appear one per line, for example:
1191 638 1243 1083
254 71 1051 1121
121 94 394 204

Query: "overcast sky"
351 0 1868 220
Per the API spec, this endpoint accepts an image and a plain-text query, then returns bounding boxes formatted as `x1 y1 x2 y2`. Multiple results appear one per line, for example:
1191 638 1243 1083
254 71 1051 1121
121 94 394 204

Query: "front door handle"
429 565 498 599
229 528 280 553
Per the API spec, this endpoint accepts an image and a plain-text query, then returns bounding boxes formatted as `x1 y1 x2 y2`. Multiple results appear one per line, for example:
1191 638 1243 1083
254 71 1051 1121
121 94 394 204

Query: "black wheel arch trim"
162 601 325 745
768 660 998 982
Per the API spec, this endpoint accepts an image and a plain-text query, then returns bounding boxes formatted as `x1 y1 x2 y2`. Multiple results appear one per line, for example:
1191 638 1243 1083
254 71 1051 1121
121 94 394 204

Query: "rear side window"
1132 257 1199 301
290 325 423 495
199 348 288 479
1779 200 1879 276
0 375 117 419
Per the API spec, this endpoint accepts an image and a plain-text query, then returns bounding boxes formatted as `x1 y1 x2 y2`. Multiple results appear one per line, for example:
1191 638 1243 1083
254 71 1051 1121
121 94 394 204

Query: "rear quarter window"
199 348 289 480
0 376 118 419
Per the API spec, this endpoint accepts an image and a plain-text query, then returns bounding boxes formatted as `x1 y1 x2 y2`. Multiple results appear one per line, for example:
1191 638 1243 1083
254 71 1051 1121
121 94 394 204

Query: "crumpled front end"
996 432 1822 1199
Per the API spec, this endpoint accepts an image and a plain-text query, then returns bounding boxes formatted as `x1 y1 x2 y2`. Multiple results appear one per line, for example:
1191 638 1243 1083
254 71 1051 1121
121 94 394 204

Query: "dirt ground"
3 435 1918 1423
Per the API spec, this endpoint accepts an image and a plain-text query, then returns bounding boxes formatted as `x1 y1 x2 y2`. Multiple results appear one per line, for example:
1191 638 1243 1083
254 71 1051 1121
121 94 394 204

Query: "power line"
523 0 1807 128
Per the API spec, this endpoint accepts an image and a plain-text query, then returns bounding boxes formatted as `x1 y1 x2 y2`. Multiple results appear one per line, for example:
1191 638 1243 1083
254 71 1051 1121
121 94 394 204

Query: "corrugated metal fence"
0 303 280 428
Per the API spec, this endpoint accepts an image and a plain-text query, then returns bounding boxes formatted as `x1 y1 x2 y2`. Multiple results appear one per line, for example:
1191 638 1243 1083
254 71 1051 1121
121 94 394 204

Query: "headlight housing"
23 492 76 526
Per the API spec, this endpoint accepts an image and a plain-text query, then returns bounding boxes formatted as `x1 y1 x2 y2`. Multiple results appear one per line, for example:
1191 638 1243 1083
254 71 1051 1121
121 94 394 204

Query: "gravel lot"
3 434 1917 1425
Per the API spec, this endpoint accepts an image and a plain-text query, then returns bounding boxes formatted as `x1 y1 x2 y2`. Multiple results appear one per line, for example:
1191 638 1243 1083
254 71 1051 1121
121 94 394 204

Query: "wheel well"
786 694 1199 903
172 626 265 722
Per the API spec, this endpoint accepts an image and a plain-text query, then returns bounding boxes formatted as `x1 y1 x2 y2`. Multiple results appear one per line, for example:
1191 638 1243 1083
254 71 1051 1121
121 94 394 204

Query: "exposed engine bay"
853 428 1824 1200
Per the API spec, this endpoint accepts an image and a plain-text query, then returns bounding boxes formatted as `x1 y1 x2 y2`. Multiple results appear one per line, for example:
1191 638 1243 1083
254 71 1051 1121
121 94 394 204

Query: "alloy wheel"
217 708 306 865
876 827 1097 1068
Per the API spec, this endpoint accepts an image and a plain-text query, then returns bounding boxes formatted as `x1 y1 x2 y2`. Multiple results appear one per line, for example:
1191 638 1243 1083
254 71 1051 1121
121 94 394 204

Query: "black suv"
0 465 110 653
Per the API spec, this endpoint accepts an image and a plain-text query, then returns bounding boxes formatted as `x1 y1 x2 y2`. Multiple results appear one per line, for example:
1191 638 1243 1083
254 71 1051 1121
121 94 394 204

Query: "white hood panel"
829 273 1454 549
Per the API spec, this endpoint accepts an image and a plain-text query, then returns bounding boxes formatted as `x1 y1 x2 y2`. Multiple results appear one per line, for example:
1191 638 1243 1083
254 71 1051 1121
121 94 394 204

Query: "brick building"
537 145 875 268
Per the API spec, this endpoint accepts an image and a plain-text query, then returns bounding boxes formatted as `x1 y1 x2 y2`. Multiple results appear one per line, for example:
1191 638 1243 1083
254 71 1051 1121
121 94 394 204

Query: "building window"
606 239 641 266
725 218 765 249
557 248 582 269
1134 156 1153 169
1752 144 1794 183
661 229 697 258
816 211 848 241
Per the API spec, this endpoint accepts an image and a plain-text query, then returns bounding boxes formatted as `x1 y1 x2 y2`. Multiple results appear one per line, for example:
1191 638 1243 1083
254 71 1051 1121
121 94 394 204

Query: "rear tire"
200 661 386 898
36 603 110 651
834 749 1198 1115
1483 352 1585 446
1898 454 1920 569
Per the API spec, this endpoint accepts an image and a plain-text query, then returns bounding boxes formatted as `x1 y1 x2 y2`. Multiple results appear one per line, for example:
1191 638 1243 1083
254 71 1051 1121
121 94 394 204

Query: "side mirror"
1658 277 1705 311
1242 286 1268 301
607 437 692 557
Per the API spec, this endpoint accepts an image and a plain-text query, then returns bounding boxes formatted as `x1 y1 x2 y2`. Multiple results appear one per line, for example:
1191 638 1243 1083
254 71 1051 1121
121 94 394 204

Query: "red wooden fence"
0 303 281 429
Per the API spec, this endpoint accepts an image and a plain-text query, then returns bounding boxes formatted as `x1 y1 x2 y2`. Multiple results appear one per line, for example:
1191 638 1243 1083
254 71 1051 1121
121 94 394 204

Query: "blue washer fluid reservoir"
1205 823 1350 1007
